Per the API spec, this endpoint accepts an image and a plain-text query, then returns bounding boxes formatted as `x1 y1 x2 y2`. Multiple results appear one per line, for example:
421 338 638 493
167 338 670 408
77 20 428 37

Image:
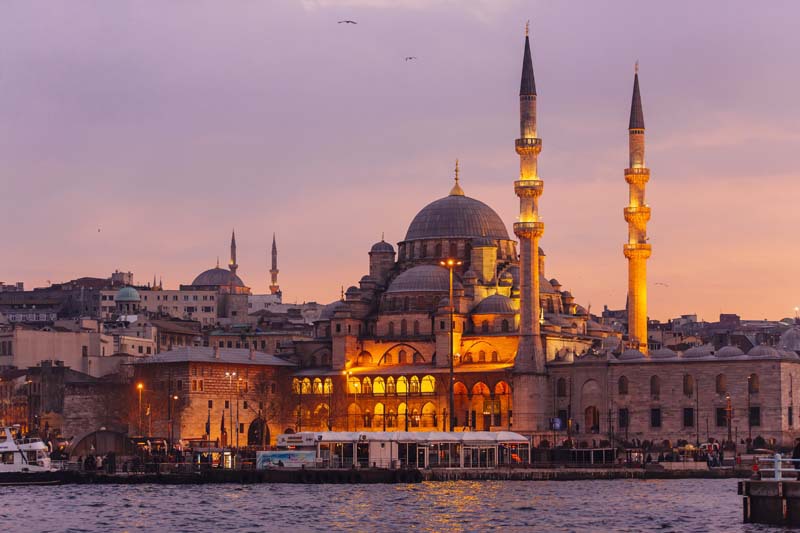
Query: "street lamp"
747 375 752 447
225 372 237 448
725 393 732 445
168 394 178 448
440 258 462 432
136 383 144 436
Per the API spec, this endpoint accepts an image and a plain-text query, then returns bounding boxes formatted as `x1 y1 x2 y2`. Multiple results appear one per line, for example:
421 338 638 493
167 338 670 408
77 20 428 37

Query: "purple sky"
2 0 799 321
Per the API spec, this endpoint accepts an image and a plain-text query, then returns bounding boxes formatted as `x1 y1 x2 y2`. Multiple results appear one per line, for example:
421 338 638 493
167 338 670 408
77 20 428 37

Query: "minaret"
269 233 281 296
229 229 238 277
512 23 548 434
623 63 651 354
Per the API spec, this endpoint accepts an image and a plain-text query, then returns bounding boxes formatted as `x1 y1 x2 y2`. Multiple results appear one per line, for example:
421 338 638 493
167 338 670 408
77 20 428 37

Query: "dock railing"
756 453 800 480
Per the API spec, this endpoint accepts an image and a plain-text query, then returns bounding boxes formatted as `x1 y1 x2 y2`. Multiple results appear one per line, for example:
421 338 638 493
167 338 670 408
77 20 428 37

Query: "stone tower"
512 25 548 434
623 64 651 354
269 233 281 295
229 229 239 278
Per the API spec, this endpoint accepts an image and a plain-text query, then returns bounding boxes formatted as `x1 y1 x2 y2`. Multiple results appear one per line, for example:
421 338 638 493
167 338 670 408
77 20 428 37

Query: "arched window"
400 319 407 336
435 242 442 257
301 378 312 394
292 378 301 394
323 378 333 394
387 377 396 394
501 320 510 332
618 376 629 396
397 376 408 394
491 351 499 363
481 320 489 333
683 374 694 397
463 352 473 363
388 322 395 336
650 376 660 399
398 350 407 364
421 375 436 393
362 377 372 394
421 243 428 257
749 373 760 394
413 320 420 335
410 376 420 394
556 378 567 397
479 350 486 363
403 298 409 311
716 374 727 395
312 378 323 394
449 242 458 257
347 376 361 394
373 377 385 395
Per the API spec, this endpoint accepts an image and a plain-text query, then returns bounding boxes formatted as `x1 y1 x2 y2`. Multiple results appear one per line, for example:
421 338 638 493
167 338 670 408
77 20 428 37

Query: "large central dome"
192 267 244 287
404 194 510 241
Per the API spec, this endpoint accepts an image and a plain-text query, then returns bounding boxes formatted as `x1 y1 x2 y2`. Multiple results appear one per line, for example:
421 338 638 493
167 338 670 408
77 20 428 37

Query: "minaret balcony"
623 243 652 260
514 221 545 239
624 206 651 227
515 137 542 155
514 180 544 198
625 167 650 185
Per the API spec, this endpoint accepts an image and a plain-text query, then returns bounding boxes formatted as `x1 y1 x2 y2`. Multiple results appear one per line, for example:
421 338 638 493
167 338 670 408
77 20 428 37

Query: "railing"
756 453 799 480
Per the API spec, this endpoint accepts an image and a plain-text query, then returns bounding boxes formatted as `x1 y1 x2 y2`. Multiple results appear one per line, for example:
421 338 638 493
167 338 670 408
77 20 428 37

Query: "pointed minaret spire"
229 229 238 277
269 233 281 299
449 158 464 196
520 25 536 98
623 64 651 354
629 62 645 130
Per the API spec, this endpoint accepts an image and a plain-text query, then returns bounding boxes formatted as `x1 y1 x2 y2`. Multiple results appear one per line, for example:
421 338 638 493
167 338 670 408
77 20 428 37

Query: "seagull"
404 56 417 61
655 282 670 287
338 20 357 24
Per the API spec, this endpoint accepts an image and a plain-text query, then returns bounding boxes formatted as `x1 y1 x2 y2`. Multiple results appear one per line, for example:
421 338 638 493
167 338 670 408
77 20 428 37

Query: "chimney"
249 346 256 360
214 346 220 359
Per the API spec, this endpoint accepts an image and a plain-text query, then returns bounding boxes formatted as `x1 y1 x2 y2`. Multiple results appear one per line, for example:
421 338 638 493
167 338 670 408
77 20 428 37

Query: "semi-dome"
473 294 515 315
404 194 509 242
779 327 800 352
386 265 461 294
192 267 244 287
115 286 141 302
370 240 395 254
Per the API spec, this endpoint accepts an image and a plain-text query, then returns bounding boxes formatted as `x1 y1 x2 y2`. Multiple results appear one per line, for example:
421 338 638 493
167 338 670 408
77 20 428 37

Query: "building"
286 30 800 449
132 347 295 446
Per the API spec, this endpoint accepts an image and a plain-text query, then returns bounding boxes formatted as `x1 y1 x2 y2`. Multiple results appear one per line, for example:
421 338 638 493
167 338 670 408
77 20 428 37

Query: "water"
1 479 781 532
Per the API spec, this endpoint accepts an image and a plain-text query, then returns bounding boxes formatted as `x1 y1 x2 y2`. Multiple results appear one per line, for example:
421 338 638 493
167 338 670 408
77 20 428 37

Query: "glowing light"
136 383 144 390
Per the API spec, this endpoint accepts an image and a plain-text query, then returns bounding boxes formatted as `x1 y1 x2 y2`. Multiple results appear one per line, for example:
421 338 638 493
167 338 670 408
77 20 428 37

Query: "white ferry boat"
0 425 54 473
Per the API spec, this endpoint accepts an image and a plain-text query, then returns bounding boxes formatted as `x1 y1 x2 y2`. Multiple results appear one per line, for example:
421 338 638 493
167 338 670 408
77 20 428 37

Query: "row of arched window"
554 373 762 399
387 320 421 337
346 375 436 395
292 378 333 395
462 350 500 364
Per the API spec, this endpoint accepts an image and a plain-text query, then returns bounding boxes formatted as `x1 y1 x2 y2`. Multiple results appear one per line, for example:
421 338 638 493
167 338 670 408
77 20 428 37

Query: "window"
618 376 628 396
501 320 510 332
618 408 629 428
440 320 445 330
478 351 486 363
556 378 567 397
384 353 392 365
225 400 230 409
650 376 660 400
243 401 248 410
388 322 394 336
650 408 662 428
82 346 88 357
491 351 499 362
683 375 694 397
749 406 761 427
239 423 244 433
748 374 759 394
715 374 727 395
683 407 695 427
481 320 489 333
400 319 407 336
208 400 213 408
790 406 794 428
715 407 727 427
398 350 407 364
413 321 420 335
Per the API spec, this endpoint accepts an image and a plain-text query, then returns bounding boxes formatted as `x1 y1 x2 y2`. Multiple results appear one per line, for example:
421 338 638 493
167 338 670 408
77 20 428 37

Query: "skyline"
3 1 800 321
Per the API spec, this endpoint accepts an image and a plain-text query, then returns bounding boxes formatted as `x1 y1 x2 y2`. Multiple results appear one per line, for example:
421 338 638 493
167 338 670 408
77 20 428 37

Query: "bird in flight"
404 56 417 61
655 282 670 287
338 20 357 24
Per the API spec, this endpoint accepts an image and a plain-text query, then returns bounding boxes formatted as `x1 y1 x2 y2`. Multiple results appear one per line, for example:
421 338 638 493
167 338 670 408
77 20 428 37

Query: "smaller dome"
779 349 800 360
115 286 141 303
779 327 800 352
472 236 495 248
619 349 646 360
549 278 561 287
682 344 714 359
463 269 478 280
473 294 515 315
438 297 451 309
715 345 745 358
370 240 395 254
499 271 514 286
386 265 461 294
561 291 573 298
748 345 780 358
319 300 346 321
650 347 677 359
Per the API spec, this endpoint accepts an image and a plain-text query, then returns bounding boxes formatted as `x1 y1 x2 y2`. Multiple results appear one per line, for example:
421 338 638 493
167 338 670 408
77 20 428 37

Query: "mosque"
291 31 800 448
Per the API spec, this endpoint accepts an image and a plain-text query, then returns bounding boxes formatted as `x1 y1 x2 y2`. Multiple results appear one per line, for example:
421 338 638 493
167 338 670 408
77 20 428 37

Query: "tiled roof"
135 347 296 367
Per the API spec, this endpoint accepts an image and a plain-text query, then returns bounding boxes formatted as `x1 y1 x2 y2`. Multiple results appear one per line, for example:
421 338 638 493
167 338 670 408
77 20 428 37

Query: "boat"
0 425 60 485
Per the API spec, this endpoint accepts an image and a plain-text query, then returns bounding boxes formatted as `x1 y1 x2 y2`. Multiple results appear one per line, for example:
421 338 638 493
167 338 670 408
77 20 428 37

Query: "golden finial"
525 20 530 37
381 231 385 241
340 285 345 301
449 158 464 196
216 256 219 268
635 60 639 75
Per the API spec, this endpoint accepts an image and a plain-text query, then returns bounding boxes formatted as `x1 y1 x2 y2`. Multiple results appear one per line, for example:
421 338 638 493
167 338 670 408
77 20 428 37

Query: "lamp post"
136 383 144 436
168 394 178 448
440 258 462 432
747 375 752 447
725 393 732 445
225 371 237 448
695 376 700 446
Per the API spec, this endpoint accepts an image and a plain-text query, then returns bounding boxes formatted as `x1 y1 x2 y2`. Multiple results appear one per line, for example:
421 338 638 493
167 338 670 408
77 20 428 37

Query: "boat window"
2 452 13 464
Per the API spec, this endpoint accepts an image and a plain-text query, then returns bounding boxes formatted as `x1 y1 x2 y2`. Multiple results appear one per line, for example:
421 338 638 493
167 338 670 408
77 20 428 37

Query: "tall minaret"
512 23 548 433
229 229 238 278
269 233 281 296
623 63 651 354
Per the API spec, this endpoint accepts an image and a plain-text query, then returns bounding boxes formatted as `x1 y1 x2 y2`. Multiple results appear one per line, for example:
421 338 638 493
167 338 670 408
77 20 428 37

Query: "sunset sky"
2 0 798 322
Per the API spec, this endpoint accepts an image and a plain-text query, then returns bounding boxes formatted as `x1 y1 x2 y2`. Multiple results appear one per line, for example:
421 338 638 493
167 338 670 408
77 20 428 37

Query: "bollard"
775 453 783 480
